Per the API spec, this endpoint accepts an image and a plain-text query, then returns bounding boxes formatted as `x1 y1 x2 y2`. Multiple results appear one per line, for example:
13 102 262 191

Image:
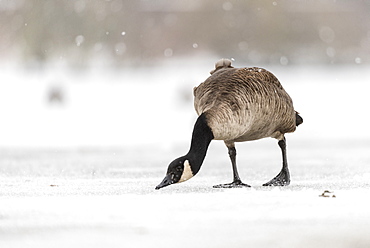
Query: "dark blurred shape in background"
1 0 369 69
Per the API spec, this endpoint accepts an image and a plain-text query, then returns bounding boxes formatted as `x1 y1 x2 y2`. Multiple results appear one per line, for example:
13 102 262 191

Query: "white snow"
1 62 369 148
0 62 370 247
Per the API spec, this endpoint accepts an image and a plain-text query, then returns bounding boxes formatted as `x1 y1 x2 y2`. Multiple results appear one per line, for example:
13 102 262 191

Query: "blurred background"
1 0 370 148
2 0 370 67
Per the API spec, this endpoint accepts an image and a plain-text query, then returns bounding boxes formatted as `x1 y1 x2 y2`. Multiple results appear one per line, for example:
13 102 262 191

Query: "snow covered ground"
1 62 370 247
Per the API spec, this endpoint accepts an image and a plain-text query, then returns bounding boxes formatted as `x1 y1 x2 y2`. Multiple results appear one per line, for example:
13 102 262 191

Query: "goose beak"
155 174 172 190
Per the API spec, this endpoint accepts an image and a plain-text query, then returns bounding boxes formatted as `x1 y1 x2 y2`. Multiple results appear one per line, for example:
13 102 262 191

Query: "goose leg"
263 137 290 186
213 144 250 188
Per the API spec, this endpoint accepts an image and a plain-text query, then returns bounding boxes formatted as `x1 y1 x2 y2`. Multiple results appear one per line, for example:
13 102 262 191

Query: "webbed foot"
213 180 251 188
263 170 290 186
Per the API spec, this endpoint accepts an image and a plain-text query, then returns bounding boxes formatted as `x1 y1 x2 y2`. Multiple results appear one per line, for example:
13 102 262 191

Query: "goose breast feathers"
193 64 297 142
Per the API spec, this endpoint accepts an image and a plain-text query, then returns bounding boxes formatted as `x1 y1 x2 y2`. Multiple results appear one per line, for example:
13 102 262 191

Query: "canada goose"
156 59 303 190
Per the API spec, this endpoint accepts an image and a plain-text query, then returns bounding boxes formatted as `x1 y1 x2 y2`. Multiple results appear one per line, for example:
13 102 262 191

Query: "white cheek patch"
179 160 194 183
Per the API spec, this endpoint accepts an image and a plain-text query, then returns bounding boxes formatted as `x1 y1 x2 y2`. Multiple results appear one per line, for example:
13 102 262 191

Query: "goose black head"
155 157 194 190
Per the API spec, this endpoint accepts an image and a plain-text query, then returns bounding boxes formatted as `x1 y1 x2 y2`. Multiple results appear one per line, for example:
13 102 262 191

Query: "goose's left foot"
213 180 250 188
263 169 290 186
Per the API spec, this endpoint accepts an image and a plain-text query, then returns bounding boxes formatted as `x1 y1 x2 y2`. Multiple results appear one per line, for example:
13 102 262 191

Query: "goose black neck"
186 113 214 175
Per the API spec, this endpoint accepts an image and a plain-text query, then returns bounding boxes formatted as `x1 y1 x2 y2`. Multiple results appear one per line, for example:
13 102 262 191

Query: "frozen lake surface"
1 139 370 248
1 64 370 247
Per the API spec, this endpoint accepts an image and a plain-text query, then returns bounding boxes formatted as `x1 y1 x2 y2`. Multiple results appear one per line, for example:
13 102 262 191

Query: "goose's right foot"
262 169 290 186
213 180 250 188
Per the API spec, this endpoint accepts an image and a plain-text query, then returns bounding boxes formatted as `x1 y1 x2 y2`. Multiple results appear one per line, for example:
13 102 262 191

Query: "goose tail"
295 112 303 126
